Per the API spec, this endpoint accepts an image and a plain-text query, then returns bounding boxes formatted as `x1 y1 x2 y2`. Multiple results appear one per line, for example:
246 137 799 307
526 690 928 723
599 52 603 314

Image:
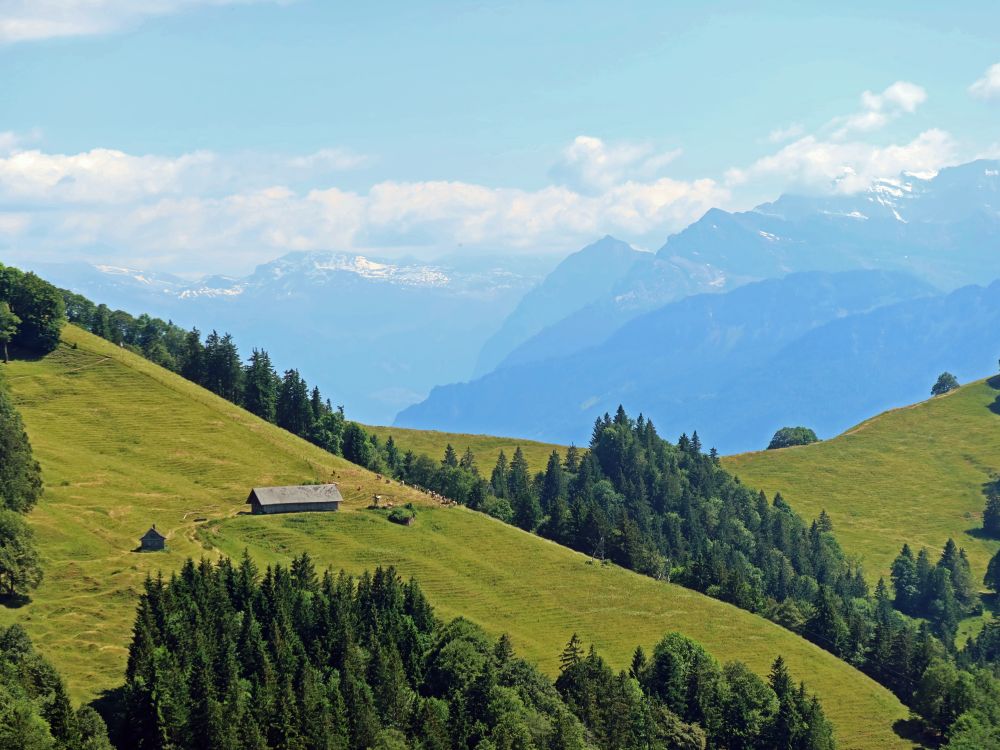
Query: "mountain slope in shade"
397 270 942 451
484 160 1000 374
473 236 647 374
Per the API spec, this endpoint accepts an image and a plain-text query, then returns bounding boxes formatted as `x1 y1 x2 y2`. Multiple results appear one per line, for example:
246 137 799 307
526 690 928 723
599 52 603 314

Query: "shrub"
767 426 819 450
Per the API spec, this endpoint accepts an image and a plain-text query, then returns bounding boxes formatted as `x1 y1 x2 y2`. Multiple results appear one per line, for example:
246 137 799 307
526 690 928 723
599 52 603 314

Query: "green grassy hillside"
364 423 566 472
725 380 1000 585
0 325 913 749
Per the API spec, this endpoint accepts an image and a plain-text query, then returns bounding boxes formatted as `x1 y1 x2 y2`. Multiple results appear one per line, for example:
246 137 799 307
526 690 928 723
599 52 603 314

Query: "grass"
724 380 1000 584
363 423 568 474
0 325 914 749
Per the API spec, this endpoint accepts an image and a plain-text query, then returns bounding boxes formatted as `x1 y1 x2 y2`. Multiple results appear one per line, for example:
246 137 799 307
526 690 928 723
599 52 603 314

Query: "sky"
0 0 998 276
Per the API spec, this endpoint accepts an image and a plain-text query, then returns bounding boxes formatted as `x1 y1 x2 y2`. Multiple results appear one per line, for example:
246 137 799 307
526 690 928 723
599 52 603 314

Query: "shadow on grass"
963 526 997 540
0 592 31 609
892 717 940 748
981 592 1000 617
90 686 126 748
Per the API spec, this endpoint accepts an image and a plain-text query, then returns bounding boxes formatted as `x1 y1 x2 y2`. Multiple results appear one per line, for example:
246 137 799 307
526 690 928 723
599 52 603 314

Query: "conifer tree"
559 634 584 672
540 450 565 515
490 451 508 499
891 544 919 614
458 447 477 475
242 349 279 422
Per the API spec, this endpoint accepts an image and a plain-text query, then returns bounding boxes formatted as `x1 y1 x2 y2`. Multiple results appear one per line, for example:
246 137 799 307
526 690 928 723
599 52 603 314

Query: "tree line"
115 552 834 750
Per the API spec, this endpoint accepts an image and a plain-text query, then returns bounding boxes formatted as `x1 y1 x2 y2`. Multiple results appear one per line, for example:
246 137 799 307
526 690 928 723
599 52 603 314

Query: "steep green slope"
1 325 912 749
725 379 1000 583
365 423 565 472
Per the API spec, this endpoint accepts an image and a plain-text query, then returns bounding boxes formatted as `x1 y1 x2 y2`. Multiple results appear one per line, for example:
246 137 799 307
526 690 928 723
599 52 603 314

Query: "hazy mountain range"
398 159 1000 450
23 252 552 423
17 158 1000 442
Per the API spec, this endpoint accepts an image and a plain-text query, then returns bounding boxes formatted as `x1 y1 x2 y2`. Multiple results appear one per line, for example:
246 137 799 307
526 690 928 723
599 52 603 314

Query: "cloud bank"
0 79 969 275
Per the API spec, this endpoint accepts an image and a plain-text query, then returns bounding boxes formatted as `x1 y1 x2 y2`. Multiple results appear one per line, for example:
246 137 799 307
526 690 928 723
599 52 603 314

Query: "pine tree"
508 447 541 530
442 444 458 468
276 369 314 437
563 445 580 474
938 538 976 610
459 447 477 475
890 544 919 614
180 327 205 385
490 451 508 499
559 634 584 672
540 450 565 515
242 349 279 422
629 645 647 679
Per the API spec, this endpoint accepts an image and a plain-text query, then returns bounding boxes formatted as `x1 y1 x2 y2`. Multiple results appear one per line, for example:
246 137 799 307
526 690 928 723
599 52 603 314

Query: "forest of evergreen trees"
0 624 111 749
114 553 835 750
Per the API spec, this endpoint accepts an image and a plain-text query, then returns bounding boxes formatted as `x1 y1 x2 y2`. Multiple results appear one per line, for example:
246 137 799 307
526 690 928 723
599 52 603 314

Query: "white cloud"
0 0 285 44
550 135 682 193
767 123 804 144
969 62 1000 100
728 128 956 194
830 81 927 138
0 137 726 274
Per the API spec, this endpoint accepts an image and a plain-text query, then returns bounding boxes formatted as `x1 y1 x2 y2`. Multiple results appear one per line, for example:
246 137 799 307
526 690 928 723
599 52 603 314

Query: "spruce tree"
890 544 919 614
490 451 508 499
242 349 279 422
559 634 584 672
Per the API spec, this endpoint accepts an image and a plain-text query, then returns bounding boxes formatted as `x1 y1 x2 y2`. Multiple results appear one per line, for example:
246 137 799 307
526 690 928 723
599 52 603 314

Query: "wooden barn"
246 484 343 515
140 525 166 551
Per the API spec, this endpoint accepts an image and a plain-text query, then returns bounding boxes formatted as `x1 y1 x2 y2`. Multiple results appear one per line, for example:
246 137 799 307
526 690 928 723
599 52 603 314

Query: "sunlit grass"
1 325 912 749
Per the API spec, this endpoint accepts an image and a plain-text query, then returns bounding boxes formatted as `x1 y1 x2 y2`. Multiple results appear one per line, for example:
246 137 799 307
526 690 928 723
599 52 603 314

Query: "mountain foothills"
8 264 1000 748
0 272 915 749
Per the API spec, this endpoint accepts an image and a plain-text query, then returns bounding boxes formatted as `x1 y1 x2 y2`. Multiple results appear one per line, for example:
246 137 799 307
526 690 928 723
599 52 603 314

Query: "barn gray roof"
247 484 344 507
142 526 165 540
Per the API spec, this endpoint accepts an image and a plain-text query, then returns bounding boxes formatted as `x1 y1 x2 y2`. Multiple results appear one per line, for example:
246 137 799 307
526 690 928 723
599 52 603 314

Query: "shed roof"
247 483 344 507
142 526 166 541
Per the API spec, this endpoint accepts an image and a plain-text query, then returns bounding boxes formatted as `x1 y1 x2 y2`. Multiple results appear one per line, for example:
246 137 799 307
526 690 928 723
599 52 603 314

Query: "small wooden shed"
246 484 343 515
140 525 166 552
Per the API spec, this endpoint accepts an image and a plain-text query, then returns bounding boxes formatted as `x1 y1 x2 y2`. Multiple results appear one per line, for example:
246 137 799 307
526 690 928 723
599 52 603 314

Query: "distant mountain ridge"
22 251 546 423
395 269 1000 453
484 159 1000 374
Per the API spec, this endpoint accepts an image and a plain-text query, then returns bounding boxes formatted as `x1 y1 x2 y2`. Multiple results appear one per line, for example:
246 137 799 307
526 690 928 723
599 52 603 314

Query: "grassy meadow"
724 380 1000 584
0 324 917 749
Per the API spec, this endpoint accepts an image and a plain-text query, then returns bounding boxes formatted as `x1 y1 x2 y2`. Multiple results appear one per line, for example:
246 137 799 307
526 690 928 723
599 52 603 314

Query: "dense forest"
115 554 834 750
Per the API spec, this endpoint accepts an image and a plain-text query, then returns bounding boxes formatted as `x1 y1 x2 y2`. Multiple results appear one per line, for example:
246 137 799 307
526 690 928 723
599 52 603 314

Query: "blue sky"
1 1 998 275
